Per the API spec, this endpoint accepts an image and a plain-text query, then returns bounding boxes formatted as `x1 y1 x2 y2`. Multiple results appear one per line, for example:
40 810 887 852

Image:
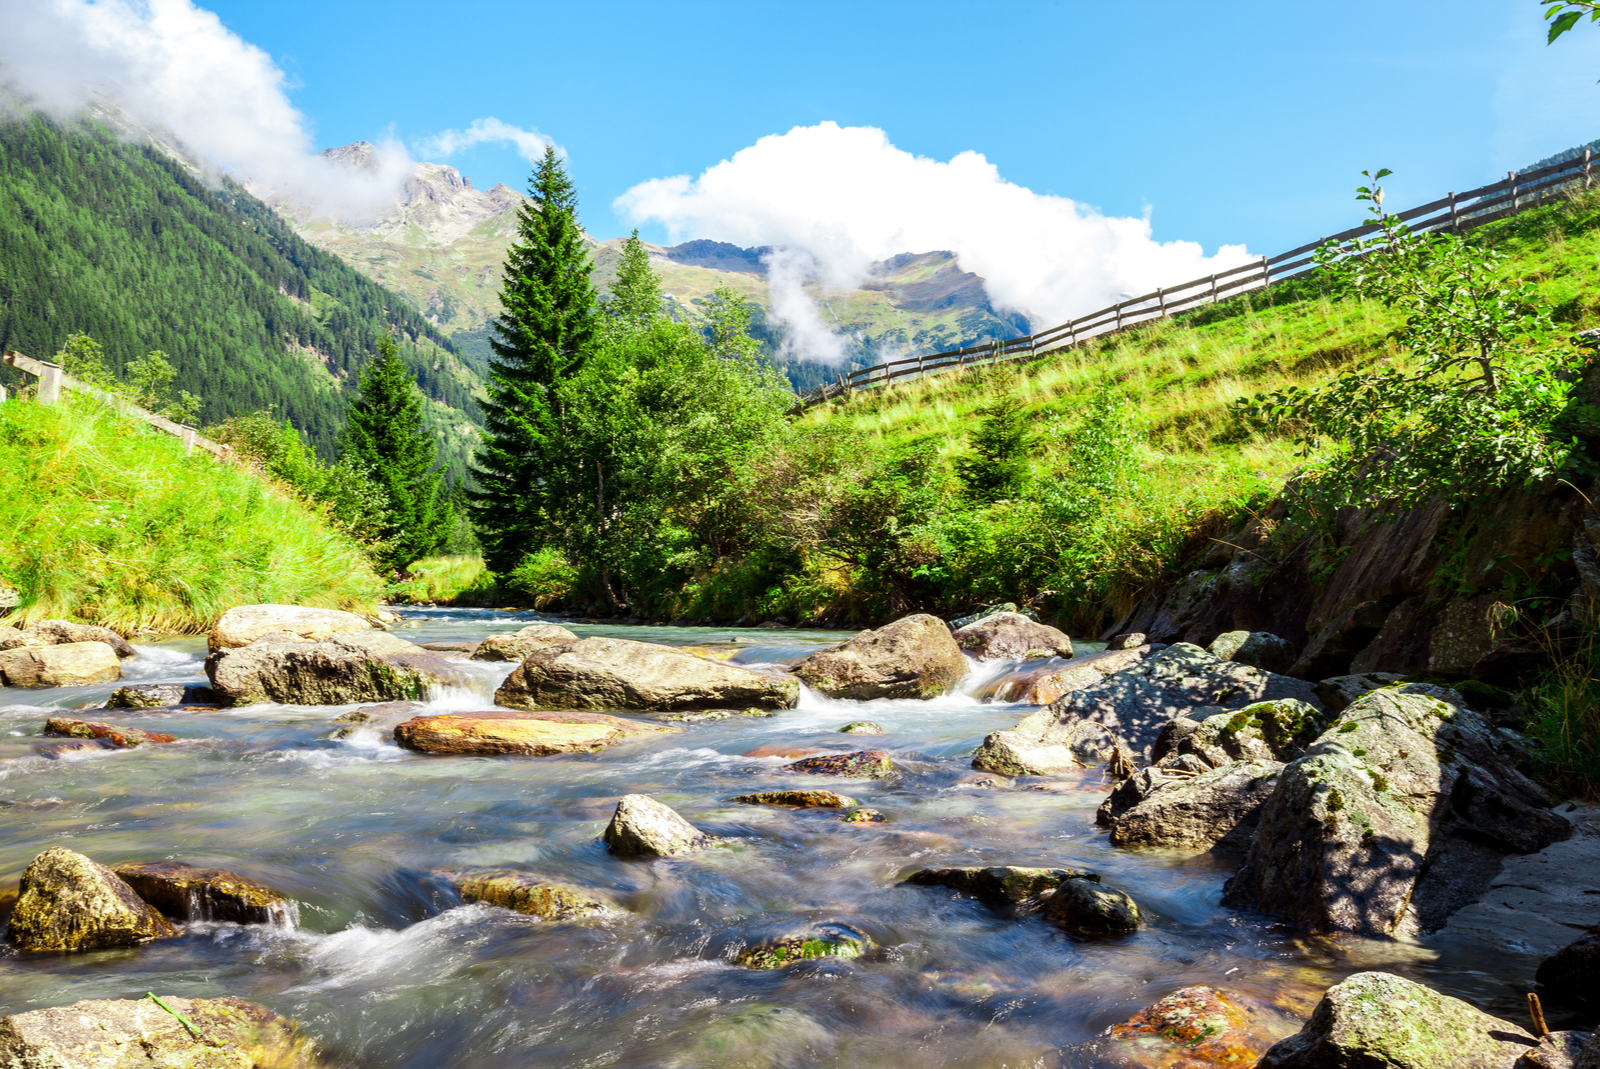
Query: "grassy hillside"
0 394 382 634
0 115 483 479
630 186 1600 629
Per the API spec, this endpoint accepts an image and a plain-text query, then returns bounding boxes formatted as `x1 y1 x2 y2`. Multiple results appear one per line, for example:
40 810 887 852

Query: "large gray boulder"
603 794 716 857
0 619 135 658
0 996 321 1067
1164 698 1332 769
951 612 1072 660
0 642 121 687
1208 630 1297 674
495 637 798 712
208 603 373 651
471 623 580 662
206 631 462 706
5 847 177 952
1223 689 1570 936
1102 759 1285 851
971 643 1321 774
794 614 968 700
1256 971 1536 1068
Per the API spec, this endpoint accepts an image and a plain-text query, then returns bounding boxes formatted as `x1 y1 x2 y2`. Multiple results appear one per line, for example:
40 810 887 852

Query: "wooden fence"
793 150 1599 411
3 349 234 460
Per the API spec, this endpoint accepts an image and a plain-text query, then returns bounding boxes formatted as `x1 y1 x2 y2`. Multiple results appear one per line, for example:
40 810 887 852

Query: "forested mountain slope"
0 116 484 473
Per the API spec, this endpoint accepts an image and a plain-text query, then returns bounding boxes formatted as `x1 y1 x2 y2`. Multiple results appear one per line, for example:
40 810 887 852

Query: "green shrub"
503 548 578 610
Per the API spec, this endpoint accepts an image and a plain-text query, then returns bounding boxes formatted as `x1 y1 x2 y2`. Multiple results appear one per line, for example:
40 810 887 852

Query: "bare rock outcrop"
1102 759 1285 851
794 614 968 700
0 995 322 1067
0 642 121 687
0 619 135 657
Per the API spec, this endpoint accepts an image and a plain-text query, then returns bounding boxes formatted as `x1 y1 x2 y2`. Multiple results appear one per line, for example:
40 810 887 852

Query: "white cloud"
0 0 410 217
417 117 554 164
617 122 1255 363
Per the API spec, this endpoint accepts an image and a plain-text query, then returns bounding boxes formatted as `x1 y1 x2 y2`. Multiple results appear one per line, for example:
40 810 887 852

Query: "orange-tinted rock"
43 718 176 748
1068 987 1277 1068
783 750 896 778
394 710 676 756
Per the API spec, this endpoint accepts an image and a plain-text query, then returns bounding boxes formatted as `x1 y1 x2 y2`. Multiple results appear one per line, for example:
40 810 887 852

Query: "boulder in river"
0 995 321 1067
604 794 717 857
730 790 858 808
1208 630 1297 674
733 921 872 968
1538 931 1600 1004
842 808 886 823
394 710 676 756
5 846 176 951
44 717 176 748
903 866 1097 908
781 750 896 778
838 720 885 734
1223 689 1571 936
0 642 121 687
444 869 620 920
209 603 373 651
106 683 217 708
972 643 1322 775
793 613 968 700
986 644 1163 705
470 623 580 662
1061 986 1279 1069
206 631 463 706
0 619 135 658
495 636 798 712
1100 759 1285 851
951 612 1073 660
111 861 292 924
1256 971 1536 1068
1039 877 1140 933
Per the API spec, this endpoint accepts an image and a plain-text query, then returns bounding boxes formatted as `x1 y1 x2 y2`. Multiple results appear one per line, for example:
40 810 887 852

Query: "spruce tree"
607 229 662 330
343 334 451 571
471 146 598 573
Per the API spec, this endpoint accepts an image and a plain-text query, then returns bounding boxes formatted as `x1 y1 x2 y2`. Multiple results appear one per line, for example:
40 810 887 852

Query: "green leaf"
1549 10 1583 42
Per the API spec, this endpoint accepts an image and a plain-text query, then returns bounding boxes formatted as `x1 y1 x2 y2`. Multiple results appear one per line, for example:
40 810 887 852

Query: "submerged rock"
838 720 885 734
0 619 135 657
495 636 798 712
1040 878 1140 933
206 631 462 706
951 612 1073 660
209 603 372 651
1062 986 1278 1068
106 683 216 708
667 1004 831 1069
0 642 121 687
470 623 580 662
842 808 886 823
972 644 1321 775
1208 630 1297 674
734 922 871 968
44 717 176 748
445 869 620 920
730 790 858 808
781 750 896 778
903 866 1097 908
394 710 675 756
0 995 321 1067
604 794 717 857
111 861 292 924
793 614 968 700
1256 971 1535 1068
1223 690 1570 936
1103 759 1285 851
6 847 176 951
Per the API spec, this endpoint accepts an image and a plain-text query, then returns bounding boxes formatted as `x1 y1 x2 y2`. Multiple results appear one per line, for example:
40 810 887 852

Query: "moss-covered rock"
5 847 176 951
443 869 620 920
1178 699 1330 767
1257 971 1534 1068
206 631 463 706
0 995 323 1067
665 1004 831 1068
842 808 886 823
734 922 871 969
781 750 895 778
903 865 1097 909
111 861 292 925
730 790 858 808
1040 877 1140 933
44 718 177 748
837 720 885 734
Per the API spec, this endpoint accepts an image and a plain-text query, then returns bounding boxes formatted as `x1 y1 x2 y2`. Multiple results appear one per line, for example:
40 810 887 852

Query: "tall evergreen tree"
607 229 662 330
344 334 451 571
471 146 598 573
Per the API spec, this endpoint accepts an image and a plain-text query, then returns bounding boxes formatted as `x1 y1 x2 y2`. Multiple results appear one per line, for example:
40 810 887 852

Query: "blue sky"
201 0 1600 256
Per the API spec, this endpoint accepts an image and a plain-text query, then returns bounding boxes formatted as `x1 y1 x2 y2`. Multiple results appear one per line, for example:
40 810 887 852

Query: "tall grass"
0 394 381 634
387 555 497 605
1525 634 1600 800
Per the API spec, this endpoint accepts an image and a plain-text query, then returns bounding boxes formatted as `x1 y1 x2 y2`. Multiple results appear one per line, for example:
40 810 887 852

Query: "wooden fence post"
1510 171 1519 212
1209 274 1218 303
1586 149 1594 189
38 363 62 405
180 426 196 456
1157 287 1167 316
1449 191 1459 229
1261 256 1271 288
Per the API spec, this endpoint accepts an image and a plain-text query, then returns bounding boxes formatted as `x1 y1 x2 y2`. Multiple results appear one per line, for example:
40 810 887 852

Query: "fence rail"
3 349 234 460
792 150 1598 411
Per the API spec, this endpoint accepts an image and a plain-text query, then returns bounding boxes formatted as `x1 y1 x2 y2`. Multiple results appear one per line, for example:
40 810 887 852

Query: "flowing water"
0 609 1548 1066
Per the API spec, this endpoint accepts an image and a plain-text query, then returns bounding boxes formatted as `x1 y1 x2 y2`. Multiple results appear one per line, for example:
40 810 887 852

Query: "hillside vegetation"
0 115 483 479
0 394 381 634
